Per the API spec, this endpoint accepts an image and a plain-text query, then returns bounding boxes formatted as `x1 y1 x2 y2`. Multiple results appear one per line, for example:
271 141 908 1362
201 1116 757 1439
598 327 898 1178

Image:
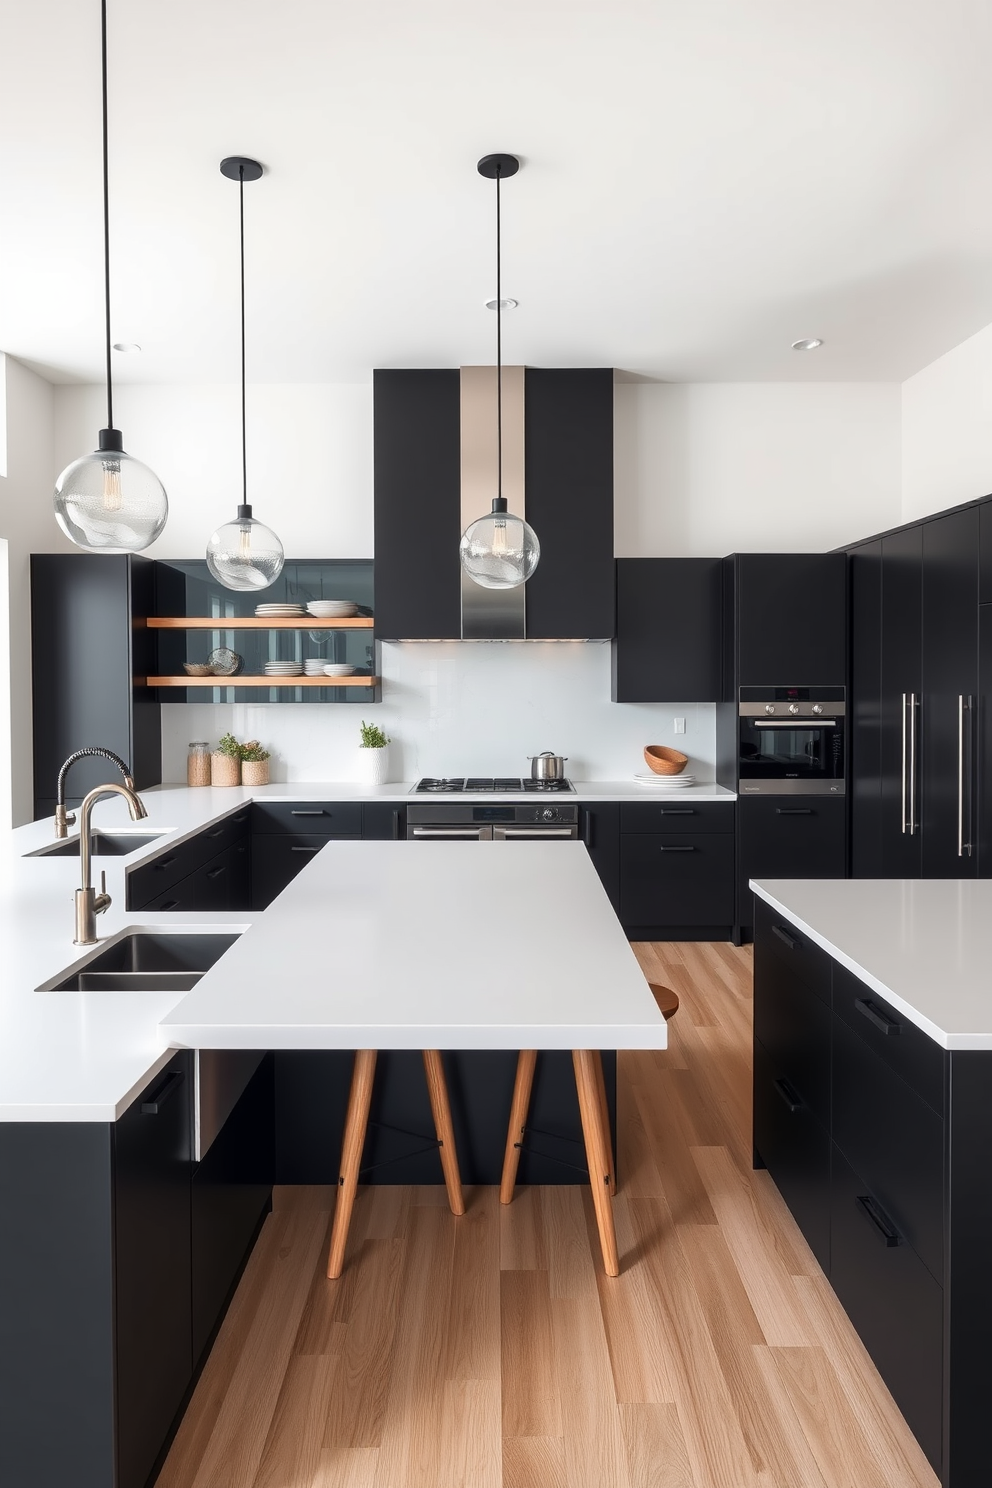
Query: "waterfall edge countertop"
0 784 668 1122
751 877 992 1050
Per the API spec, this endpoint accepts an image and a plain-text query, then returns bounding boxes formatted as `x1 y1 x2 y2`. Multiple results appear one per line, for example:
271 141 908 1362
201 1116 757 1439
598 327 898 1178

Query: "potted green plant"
357 719 391 785
211 731 242 787
239 739 271 787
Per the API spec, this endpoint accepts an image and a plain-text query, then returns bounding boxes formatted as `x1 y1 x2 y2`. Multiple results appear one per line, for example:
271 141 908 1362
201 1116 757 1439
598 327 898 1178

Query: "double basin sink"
40 930 241 993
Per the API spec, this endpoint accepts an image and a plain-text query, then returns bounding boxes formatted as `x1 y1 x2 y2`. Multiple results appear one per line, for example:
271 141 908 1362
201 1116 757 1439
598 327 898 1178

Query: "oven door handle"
750 719 838 728
492 826 578 840
409 826 492 839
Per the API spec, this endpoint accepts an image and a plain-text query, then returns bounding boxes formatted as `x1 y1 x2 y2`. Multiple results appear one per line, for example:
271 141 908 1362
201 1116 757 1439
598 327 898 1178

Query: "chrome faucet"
55 747 135 839
73 782 149 945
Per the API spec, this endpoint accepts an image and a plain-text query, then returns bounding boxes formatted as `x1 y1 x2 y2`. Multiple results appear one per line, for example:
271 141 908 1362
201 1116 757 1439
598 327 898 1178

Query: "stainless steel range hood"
459 365 528 641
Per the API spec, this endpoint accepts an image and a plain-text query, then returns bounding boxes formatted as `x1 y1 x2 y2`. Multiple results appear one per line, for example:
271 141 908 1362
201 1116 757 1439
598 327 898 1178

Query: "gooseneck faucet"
55 747 134 838
74 782 148 945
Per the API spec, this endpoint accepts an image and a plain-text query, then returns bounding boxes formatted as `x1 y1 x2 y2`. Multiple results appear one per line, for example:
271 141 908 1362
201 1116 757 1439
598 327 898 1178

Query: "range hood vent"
459 365 527 641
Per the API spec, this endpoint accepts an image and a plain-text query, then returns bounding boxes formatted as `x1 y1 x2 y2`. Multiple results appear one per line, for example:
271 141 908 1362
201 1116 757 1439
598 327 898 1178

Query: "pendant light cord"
239 164 247 506
496 164 502 505
101 0 113 431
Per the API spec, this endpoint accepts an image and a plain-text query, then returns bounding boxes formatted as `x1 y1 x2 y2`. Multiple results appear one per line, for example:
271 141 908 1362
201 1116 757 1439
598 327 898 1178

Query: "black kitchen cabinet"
753 1035 831 1270
880 525 924 876
362 802 407 840
921 507 979 877
728 553 848 688
251 802 362 908
980 499 992 603
979 605 992 875
612 558 723 702
579 803 620 915
127 809 251 912
30 553 161 820
620 830 734 937
737 797 847 934
849 541 882 877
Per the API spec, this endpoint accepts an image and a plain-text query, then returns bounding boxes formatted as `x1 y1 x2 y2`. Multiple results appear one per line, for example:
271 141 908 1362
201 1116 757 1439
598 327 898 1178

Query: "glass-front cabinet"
150 559 379 704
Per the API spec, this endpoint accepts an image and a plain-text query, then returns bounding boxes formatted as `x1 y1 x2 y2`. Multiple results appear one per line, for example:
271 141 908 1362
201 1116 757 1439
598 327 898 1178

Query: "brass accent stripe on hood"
459 365 527 641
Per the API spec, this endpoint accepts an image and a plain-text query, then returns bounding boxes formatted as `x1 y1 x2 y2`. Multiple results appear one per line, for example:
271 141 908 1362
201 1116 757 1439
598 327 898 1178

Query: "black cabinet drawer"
754 896 831 1006
192 809 251 857
620 832 734 926
833 963 945 1116
753 956 831 1128
251 832 360 909
753 1036 831 1271
620 802 734 834
739 797 847 930
830 1144 943 1473
251 801 363 835
832 1013 944 1282
362 804 407 840
127 835 204 907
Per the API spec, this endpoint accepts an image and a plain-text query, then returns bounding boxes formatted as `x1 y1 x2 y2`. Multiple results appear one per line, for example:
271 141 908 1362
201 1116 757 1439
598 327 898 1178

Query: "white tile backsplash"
160 642 718 785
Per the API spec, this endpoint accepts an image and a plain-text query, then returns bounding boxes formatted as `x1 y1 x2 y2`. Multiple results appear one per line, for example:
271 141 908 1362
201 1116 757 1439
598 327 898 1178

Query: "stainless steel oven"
738 686 846 796
407 802 579 840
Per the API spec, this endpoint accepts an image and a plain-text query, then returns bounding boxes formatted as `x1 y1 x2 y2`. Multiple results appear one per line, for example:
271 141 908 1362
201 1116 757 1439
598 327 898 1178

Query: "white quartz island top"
751 877 992 1050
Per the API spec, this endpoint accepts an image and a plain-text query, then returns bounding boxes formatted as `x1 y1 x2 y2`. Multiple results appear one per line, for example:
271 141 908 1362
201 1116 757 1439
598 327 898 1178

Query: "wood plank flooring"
157 942 939 1488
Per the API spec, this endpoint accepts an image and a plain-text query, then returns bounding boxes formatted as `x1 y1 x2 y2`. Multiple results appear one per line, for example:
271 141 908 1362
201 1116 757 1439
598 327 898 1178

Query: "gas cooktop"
412 777 576 794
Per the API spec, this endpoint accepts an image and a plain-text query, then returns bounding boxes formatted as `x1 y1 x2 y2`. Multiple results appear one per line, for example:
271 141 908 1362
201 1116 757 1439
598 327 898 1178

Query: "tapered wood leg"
500 1049 538 1204
326 1049 377 1279
572 1049 620 1277
591 1048 617 1196
421 1049 465 1216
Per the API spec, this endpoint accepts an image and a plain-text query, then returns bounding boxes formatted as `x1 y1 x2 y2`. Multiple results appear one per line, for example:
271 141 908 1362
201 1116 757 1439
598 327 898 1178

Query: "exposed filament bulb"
102 459 122 512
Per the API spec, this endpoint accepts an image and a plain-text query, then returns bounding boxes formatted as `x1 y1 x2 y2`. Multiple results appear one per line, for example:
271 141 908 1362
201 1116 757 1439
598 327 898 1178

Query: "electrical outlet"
673 716 686 735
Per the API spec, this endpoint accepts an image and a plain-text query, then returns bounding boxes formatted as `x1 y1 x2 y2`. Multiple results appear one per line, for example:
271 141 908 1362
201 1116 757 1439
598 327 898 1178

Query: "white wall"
0 357 68 827
901 320 992 522
614 381 903 557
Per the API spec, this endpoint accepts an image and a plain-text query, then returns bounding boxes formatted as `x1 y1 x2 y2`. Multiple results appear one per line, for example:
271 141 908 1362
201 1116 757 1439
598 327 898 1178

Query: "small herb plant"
359 720 390 750
217 732 242 759
217 732 270 762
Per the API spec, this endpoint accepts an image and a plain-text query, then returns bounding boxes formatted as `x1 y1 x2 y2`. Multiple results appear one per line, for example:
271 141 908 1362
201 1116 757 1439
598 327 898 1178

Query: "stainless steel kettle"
527 751 568 781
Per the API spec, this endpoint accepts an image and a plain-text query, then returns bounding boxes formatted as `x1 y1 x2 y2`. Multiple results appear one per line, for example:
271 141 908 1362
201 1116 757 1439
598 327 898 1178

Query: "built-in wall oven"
738 686 846 796
407 802 579 840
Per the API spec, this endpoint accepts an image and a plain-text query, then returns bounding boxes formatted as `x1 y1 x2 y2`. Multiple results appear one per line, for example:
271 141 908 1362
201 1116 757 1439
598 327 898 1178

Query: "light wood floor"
157 942 939 1488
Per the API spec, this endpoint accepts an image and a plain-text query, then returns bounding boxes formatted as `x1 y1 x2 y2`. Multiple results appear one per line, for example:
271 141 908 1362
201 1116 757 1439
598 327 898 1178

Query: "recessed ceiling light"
792 337 823 351
112 342 141 353
485 298 518 311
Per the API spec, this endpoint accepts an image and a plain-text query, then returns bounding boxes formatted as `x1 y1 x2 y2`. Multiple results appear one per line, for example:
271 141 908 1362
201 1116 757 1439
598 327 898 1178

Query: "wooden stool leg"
422 1050 466 1216
326 1049 377 1279
500 1049 538 1205
591 1049 617 1196
572 1050 620 1277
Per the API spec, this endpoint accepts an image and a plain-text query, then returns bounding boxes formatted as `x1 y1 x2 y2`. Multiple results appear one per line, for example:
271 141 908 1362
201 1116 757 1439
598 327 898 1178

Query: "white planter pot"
357 746 390 785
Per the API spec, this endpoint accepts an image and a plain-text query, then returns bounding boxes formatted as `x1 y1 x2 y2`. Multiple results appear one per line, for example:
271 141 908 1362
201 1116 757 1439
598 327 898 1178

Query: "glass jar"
187 741 211 787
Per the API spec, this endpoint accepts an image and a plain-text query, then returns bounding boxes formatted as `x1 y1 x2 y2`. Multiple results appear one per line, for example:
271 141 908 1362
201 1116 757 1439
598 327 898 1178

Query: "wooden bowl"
183 662 214 677
644 744 689 775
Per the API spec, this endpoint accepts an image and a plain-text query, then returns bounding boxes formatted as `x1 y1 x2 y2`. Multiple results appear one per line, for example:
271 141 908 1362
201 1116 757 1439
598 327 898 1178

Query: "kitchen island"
0 786 666 1488
751 877 992 1488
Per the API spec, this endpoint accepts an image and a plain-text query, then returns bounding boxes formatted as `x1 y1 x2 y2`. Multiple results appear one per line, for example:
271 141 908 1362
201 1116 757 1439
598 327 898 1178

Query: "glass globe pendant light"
53 0 168 553
205 157 284 592
459 154 539 590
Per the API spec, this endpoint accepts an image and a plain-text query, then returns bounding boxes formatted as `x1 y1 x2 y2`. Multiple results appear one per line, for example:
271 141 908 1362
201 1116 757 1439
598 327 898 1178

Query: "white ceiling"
3 0 992 387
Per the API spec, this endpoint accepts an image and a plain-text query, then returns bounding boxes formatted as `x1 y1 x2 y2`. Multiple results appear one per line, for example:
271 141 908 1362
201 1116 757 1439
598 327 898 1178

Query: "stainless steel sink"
25 830 171 859
40 930 241 992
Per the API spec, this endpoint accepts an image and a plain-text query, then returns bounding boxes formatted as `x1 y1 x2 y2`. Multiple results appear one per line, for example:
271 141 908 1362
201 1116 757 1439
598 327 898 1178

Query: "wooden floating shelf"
147 675 380 688
147 616 374 630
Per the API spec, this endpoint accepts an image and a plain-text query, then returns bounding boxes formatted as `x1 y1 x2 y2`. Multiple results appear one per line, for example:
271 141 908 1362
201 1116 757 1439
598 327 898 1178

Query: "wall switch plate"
674 716 686 735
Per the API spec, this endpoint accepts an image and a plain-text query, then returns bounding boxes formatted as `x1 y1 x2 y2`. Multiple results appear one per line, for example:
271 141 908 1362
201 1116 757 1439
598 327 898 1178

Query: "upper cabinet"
726 553 848 689
612 558 723 702
373 367 615 640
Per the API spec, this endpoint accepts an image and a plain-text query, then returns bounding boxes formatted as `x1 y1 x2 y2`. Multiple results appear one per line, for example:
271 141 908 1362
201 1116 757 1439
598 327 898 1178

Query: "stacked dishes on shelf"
303 659 329 676
263 661 304 678
324 663 356 678
632 772 698 788
307 600 358 618
256 602 306 618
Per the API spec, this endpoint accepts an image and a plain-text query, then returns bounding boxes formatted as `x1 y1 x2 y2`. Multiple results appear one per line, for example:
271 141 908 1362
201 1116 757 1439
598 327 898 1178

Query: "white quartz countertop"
1 783 669 1121
751 877 992 1050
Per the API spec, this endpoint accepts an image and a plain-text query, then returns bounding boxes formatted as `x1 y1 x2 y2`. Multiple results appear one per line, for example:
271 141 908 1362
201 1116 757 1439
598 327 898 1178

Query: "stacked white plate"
303 659 329 675
256 603 306 617
263 661 303 677
307 600 358 618
323 663 356 677
633 772 698 788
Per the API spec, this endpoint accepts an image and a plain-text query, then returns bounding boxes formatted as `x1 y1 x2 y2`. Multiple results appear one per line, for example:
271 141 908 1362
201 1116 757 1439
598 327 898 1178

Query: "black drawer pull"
855 1194 901 1247
291 845 321 853
775 808 813 816
583 815 594 849
159 899 180 911
206 865 226 879
141 1070 185 1115
773 1077 803 1112
152 855 177 871
658 808 694 816
771 924 798 951
659 845 695 852
291 809 326 817
206 827 224 838
232 812 248 824
855 997 900 1036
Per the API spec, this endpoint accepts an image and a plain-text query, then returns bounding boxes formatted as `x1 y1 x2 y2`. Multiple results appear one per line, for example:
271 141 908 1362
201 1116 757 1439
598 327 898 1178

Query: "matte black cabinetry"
612 558 723 702
579 804 620 915
737 797 847 936
619 802 735 938
30 554 160 820
251 802 363 908
728 553 848 687
127 809 251 912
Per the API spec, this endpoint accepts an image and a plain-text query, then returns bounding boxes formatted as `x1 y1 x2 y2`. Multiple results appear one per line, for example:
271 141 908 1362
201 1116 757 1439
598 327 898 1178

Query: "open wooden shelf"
147 675 380 688
147 616 374 630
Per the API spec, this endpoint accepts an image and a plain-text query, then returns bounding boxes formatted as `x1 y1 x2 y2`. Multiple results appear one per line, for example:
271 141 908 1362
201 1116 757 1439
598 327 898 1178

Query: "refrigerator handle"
908 693 918 837
958 695 973 858
900 693 908 835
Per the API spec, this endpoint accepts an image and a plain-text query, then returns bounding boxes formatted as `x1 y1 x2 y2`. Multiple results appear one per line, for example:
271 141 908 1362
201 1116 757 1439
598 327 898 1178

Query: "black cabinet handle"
855 1194 901 1247
392 809 401 841
659 808 694 816
232 812 248 824
206 827 224 839
206 865 226 879
583 815 594 849
141 1070 185 1115
291 845 321 853
855 997 900 1036
159 899 180 911
659 845 695 852
773 1076 803 1112
152 855 177 871
291 809 326 817
775 808 813 816
771 924 798 950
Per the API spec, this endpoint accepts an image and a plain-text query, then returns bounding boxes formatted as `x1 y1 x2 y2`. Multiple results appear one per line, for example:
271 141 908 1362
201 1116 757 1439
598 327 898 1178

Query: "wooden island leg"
326 1049 377 1279
500 1049 538 1204
572 1049 620 1277
421 1049 465 1216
